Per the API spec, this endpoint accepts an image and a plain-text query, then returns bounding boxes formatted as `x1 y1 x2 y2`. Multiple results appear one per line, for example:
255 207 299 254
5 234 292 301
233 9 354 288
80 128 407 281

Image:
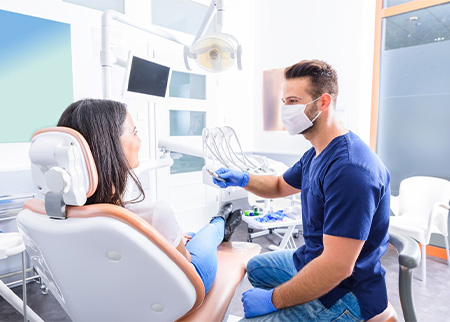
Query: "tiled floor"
1 220 449 321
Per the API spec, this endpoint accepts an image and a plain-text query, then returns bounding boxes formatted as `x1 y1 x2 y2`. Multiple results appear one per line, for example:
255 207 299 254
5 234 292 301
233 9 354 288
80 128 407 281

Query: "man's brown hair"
284 59 338 102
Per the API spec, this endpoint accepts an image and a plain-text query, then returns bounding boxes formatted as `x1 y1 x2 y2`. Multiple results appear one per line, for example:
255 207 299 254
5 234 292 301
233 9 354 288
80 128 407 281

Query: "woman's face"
120 112 141 169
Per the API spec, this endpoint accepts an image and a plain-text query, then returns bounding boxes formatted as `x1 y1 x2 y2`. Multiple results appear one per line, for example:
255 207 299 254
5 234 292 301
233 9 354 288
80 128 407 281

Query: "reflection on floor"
1 221 449 321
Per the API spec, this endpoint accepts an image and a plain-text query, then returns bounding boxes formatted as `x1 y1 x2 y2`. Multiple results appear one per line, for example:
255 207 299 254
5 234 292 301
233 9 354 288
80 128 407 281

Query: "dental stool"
17 127 261 321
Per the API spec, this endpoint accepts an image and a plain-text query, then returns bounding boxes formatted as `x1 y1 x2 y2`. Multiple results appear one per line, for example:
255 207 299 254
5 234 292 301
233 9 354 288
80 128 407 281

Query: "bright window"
373 1 450 193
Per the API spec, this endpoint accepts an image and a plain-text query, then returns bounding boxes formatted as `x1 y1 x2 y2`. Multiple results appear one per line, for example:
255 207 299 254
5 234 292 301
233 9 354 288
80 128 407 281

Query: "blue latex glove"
212 168 250 188
254 210 287 223
241 288 278 318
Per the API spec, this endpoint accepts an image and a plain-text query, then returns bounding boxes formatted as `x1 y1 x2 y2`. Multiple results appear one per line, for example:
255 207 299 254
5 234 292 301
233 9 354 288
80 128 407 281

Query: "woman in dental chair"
57 98 243 294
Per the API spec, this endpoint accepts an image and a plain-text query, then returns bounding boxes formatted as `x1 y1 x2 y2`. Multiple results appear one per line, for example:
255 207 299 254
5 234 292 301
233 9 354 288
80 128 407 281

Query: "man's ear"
321 93 332 111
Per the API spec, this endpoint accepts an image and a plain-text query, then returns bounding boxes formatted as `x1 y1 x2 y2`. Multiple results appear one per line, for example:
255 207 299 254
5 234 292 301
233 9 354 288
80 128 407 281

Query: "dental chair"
368 232 421 322
16 127 261 321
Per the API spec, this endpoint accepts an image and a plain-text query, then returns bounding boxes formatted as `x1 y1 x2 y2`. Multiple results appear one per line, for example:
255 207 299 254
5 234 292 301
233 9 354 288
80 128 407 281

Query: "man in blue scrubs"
213 60 390 321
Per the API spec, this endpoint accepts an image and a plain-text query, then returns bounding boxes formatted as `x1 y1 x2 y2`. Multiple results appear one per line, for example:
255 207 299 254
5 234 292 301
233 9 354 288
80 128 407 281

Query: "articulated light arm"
191 0 219 47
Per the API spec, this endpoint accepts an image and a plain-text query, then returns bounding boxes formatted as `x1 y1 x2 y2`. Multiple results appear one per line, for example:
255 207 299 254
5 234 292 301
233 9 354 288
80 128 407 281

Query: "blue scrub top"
283 131 390 321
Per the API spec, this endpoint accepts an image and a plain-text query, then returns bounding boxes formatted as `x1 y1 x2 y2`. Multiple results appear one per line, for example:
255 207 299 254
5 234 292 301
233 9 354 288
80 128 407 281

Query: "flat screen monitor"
123 52 171 98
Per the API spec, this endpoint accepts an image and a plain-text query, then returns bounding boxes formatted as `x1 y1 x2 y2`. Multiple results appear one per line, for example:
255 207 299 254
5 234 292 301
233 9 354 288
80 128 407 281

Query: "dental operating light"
101 0 242 98
183 0 242 72
185 33 242 73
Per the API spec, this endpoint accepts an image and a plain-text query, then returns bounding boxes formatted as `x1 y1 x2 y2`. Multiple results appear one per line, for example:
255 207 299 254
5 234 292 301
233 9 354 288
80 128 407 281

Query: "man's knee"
246 254 262 284
246 252 273 281
246 250 295 273
246 254 259 274
245 251 296 289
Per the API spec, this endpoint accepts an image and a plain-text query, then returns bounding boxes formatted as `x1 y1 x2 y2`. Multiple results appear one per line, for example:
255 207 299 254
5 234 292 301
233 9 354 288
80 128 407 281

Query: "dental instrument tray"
242 211 302 230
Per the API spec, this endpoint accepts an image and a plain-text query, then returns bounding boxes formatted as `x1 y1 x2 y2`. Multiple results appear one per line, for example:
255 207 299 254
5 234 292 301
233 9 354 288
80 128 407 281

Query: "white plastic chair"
389 176 450 283
16 127 260 321
0 233 43 322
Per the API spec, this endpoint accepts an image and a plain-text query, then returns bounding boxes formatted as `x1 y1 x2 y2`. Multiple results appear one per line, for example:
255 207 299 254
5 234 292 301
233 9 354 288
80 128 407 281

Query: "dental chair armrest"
389 232 420 322
389 232 421 270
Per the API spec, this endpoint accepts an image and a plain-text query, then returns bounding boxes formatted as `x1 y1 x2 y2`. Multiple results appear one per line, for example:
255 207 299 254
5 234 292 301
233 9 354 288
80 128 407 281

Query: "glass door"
371 0 450 193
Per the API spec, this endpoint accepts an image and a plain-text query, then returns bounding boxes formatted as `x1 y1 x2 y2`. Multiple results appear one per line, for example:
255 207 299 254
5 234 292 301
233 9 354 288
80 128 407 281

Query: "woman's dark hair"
285 59 338 103
57 98 144 207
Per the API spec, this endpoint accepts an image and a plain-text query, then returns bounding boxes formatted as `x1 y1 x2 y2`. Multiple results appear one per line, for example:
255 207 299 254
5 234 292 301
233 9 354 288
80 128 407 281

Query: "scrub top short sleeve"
322 163 383 241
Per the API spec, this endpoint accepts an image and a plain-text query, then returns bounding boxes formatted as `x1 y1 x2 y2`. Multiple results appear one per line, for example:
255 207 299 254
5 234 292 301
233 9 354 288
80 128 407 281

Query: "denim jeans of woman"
185 217 224 294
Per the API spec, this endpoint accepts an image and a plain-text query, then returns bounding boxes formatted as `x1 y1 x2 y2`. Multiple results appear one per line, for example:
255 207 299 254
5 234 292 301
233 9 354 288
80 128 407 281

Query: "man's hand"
241 288 278 318
213 168 250 188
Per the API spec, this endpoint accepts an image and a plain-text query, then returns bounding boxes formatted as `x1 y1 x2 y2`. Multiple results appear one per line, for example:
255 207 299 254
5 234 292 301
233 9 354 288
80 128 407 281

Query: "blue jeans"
185 217 224 294
240 250 363 321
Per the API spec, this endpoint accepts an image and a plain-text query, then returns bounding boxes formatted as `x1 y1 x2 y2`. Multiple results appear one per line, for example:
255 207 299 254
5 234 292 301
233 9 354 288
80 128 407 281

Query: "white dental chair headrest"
29 127 98 216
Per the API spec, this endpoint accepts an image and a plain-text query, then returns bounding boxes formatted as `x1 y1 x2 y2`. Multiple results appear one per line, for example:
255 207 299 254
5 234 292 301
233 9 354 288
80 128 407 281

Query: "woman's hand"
183 234 192 245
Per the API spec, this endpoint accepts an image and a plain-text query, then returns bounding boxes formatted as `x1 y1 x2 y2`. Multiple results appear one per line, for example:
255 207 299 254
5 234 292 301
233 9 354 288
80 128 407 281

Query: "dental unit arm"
201 126 288 188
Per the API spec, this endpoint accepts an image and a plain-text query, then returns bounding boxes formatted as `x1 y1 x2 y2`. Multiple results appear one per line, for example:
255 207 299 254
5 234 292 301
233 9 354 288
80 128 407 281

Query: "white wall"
252 0 376 156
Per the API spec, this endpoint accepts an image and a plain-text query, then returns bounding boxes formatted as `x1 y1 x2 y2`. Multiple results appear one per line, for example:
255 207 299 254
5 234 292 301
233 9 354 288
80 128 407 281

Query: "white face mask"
281 97 322 135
